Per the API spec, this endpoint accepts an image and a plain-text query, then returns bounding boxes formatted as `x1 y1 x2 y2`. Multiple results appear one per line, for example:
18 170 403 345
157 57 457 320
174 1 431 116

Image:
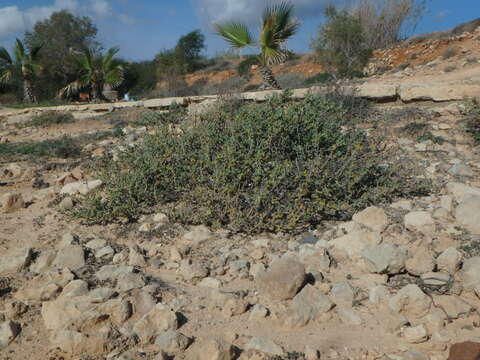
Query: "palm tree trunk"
259 66 281 90
23 79 36 103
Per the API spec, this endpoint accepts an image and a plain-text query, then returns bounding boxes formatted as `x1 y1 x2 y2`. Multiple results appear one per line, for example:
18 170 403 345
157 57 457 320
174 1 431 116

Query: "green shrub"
73 93 430 232
237 56 259 78
133 104 186 127
275 74 306 89
311 6 372 78
305 73 334 85
465 99 480 144
16 111 75 128
0 136 81 161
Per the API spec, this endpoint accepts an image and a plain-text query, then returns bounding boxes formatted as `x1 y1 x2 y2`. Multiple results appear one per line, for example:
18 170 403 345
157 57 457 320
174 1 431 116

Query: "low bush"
442 46 458 60
16 111 75 128
276 74 306 89
305 73 334 85
465 99 480 144
133 104 186 127
0 137 81 161
73 92 430 232
237 56 259 78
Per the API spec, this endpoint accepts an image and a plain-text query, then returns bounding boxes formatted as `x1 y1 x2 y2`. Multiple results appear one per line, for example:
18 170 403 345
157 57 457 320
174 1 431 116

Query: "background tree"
350 0 427 49
155 30 207 79
214 2 299 90
118 60 158 98
24 10 99 100
59 47 123 102
0 39 42 103
312 6 372 78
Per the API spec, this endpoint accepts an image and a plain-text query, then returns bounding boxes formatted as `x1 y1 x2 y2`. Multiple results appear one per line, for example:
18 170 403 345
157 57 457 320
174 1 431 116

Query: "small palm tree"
59 47 124 102
214 2 299 90
0 39 42 103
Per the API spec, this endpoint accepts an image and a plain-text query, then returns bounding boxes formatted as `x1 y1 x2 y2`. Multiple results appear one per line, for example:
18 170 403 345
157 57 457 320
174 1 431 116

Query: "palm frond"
58 79 89 98
213 22 255 49
105 66 124 88
0 47 13 64
14 39 25 62
0 68 14 84
30 44 43 60
103 47 120 70
262 2 299 44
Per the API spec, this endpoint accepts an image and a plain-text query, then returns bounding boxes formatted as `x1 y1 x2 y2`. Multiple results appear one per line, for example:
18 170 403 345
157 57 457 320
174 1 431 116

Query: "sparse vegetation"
443 65 456 73
465 99 480 144
442 46 459 60
15 111 75 128
73 92 430 232
305 72 334 85
0 130 116 163
0 137 81 161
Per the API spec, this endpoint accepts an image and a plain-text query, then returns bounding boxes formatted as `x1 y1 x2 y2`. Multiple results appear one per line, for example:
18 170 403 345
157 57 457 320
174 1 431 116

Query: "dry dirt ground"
1 27 480 360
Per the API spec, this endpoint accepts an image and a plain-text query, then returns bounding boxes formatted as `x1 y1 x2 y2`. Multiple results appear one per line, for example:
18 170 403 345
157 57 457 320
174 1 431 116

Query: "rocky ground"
1 52 480 360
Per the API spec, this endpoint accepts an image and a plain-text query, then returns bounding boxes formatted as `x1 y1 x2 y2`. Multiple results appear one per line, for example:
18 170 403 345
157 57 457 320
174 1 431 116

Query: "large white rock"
132 304 178 344
60 180 102 196
255 256 306 301
404 211 435 232
329 231 381 260
361 244 408 274
352 206 389 232
455 196 480 234
446 182 480 202
389 284 432 320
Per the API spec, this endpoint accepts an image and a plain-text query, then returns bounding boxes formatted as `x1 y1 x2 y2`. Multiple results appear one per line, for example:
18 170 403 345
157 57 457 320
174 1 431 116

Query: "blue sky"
0 0 479 61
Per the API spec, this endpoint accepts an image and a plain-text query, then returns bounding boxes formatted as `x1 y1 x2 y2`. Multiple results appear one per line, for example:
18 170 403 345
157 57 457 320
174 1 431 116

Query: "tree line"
0 0 426 104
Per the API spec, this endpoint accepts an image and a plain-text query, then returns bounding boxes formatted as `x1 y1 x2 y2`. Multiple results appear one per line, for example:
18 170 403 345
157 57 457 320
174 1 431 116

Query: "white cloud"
197 0 332 24
0 0 122 41
90 0 112 17
0 6 25 37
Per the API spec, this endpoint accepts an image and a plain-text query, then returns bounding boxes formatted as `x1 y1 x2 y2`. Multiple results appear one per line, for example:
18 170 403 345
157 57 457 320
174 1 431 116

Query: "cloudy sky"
0 0 478 61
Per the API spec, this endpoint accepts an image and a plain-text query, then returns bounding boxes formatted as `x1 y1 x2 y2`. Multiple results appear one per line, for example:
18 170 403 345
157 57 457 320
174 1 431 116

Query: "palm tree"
214 2 299 90
59 47 124 102
0 39 42 103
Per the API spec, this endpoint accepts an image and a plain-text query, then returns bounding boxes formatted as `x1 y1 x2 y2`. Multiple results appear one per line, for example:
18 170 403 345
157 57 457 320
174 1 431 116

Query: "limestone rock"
60 179 102 196
352 206 389 232
446 182 480 202
432 295 473 319
155 330 191 353
405 248 435 276
244 336 284 356
255 256 305 301
329 231 381 260
404 211 435 232
53 245 85 270
330 281 356 305
287 285 334 327
461 257 480 290
455 196 480 234
132 304 178 344
192 339 235 360
361 244 408 274
0 321 20 349
436 247 463 273
182 225 214 246
403 324 428 344
0 247 32 275
389 284 432 320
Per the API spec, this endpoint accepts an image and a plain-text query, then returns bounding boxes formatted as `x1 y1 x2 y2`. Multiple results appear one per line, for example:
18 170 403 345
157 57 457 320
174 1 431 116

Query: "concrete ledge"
1 81 479 122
